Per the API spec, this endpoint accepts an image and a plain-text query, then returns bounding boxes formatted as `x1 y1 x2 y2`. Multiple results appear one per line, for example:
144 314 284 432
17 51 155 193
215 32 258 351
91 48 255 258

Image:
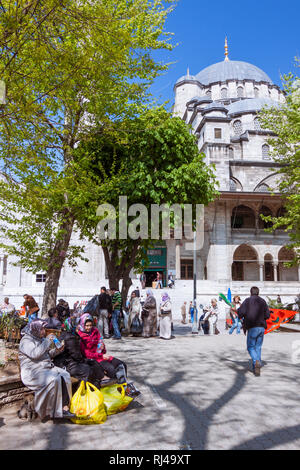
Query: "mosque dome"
195 60 273 85
227 97 280 116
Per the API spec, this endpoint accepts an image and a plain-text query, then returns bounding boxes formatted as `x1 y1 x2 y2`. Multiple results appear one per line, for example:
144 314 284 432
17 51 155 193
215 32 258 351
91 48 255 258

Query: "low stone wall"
0 374 31 407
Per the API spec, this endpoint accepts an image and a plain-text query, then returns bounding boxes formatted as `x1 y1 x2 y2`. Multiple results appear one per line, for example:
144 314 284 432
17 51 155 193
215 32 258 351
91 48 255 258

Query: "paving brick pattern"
1 324 300 450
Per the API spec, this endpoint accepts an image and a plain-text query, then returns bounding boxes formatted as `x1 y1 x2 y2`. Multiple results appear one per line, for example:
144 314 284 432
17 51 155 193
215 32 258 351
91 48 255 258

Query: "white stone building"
1 50 299 313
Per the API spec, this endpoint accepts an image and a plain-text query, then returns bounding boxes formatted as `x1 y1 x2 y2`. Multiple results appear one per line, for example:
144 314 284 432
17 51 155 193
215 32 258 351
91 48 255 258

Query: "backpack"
83 295 99 317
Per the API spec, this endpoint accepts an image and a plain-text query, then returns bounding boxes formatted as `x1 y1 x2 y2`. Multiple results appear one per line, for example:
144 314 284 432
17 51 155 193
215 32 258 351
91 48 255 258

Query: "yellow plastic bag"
70 381 107 425
101 383 133 415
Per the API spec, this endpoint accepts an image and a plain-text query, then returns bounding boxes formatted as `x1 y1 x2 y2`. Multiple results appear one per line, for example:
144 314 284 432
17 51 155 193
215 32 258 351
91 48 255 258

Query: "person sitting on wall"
0 297 15 315
53 316 108 389
18 319 74 420
77 314 140 397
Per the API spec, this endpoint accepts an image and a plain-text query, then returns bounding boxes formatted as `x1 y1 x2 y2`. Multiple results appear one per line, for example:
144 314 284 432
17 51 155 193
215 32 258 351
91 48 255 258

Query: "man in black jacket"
97 287 112 339
237 286 270 376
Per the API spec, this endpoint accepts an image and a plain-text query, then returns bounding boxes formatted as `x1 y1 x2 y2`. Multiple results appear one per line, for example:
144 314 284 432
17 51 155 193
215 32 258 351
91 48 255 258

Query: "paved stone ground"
1 323 300 450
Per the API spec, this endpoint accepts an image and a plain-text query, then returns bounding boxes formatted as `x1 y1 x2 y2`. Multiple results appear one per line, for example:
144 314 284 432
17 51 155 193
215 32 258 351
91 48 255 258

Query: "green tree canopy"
259 62 300 264
76 107 218 300
0 0 176 314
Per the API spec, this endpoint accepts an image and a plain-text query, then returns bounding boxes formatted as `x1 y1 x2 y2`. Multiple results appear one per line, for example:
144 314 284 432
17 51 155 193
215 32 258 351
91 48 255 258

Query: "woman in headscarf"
159 292 172 340
77 314 140 397
141 289 158 338
18 319 74 420
128 291 141 334
53 316 106 388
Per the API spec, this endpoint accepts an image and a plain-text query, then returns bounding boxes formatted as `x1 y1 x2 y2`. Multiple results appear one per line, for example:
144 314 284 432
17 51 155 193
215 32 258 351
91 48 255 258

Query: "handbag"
130 314 143 335
141 308 149 319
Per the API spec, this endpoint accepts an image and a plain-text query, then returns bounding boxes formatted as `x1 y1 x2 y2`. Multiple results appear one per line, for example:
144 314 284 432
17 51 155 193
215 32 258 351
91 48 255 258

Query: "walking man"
237 286 270 376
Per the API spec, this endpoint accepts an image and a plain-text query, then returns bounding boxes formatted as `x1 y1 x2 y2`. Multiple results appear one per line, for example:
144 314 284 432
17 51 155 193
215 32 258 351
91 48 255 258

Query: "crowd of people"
14 286 178 421
18 305 141 421
2 284 299 422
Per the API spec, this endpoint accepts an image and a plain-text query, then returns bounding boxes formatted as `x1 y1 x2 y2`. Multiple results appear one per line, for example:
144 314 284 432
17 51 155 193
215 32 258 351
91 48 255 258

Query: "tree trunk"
101 240 140 306
41 213 75 317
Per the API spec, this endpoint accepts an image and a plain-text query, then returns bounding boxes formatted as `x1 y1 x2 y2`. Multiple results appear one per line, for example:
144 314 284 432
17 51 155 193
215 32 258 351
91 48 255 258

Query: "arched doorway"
264 253 274 281
232 244 259 281
278 247 298 281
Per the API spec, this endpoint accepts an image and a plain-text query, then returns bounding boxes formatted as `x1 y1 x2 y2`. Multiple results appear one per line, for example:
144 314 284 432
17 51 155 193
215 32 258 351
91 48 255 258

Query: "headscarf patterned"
79 313 93 332
63 316 79 334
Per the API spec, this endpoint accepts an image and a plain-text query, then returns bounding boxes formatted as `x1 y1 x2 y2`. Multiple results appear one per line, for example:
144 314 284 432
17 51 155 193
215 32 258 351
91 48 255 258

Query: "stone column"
259 263 264 282
273 262 278 282
175 243 181 279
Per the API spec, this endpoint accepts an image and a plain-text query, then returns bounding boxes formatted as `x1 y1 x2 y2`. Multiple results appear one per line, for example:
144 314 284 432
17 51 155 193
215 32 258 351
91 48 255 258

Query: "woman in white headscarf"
128 291 141 334
141 289 158 338
159 292 172 340
18 320 73 420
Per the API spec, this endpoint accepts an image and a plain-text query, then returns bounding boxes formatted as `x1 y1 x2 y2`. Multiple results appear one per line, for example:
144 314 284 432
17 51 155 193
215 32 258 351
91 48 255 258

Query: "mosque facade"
1 45 299 309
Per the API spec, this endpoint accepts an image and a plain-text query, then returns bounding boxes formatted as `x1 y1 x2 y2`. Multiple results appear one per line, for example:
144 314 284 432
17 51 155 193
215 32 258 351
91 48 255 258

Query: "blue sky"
150 0 300 109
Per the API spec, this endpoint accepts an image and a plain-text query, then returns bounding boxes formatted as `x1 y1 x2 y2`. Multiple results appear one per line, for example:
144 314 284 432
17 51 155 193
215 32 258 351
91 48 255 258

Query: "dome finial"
187 66 190 77
224 36 229 61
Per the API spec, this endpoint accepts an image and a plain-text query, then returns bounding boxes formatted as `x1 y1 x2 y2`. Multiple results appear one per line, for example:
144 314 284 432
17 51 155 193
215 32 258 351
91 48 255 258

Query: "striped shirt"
112 291 122 309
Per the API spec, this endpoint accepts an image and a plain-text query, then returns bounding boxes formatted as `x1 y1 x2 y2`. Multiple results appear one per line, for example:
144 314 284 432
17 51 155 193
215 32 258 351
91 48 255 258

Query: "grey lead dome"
195 60 273 85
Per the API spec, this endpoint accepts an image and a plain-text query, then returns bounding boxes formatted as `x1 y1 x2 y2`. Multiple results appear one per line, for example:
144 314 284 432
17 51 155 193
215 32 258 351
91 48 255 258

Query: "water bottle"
52 336 62 349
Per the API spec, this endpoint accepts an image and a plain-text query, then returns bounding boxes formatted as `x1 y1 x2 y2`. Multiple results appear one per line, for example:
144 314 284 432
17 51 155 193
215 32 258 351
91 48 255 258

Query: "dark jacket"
53 331 86 369
45 317 62 330
237 295 270 330
98 293 112 313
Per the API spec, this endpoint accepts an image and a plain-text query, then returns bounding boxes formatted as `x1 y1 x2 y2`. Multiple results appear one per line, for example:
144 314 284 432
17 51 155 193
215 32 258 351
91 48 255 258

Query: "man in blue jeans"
237 286 270 376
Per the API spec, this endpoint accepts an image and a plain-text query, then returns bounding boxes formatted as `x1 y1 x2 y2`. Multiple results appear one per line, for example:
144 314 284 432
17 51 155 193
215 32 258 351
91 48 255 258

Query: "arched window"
262 144 270 160
229 146 234 159
254 87 259 98
254 117 261 130
233 120 243 135
206 89 211 98
230 178 242 192
237 86 244 98
258 205 273 229
255 183 270 193
221 87 228 98
231 205 255 228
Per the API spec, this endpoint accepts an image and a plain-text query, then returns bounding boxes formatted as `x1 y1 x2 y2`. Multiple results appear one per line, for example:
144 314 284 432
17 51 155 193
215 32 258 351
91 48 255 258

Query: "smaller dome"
227 97 280 116
175 74 197 85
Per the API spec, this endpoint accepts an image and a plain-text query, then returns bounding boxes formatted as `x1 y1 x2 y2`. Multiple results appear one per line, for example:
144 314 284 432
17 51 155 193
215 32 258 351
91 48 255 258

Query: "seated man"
0 297 15 315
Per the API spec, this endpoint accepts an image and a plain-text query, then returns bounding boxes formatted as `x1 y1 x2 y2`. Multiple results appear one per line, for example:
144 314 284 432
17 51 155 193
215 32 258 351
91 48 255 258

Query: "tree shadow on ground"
130 355 248 450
